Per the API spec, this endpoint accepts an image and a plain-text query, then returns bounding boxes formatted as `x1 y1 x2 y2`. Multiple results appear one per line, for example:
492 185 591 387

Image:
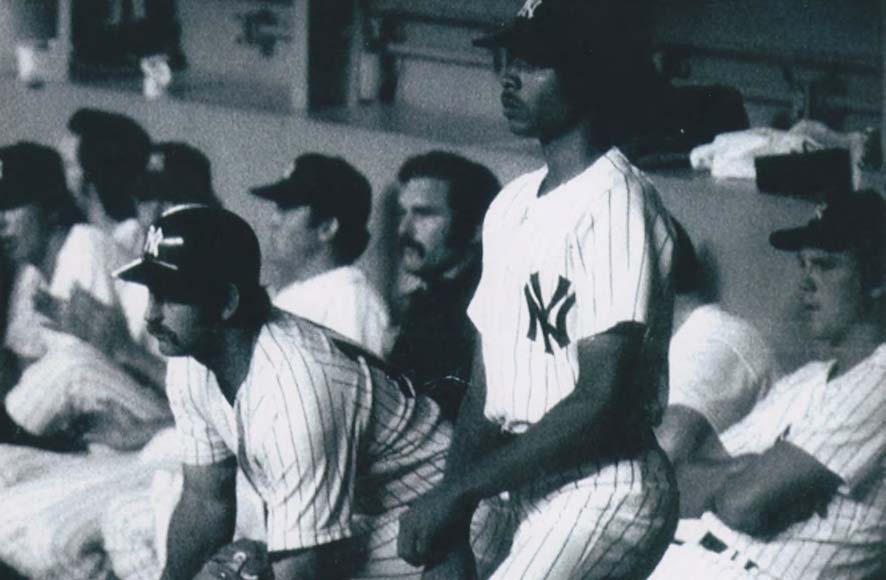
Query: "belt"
674 532 759 572
699 532 759 572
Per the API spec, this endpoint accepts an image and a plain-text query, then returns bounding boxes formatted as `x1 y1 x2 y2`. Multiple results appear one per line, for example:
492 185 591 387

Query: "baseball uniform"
669 303 776 433
651 342 886 580
4 224 170 444
159 309 449 577
466 148 677 579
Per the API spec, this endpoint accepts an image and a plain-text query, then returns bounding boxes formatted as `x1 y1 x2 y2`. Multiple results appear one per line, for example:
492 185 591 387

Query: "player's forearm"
449 388 614 505
442 376 503 482
677 454 756 518
446 330 644 504
160 489 235 580
271 548 323 580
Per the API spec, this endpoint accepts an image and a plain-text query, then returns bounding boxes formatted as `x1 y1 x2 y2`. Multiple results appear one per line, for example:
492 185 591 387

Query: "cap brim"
769 224 845 252
114 257 180 286
250 180 288 202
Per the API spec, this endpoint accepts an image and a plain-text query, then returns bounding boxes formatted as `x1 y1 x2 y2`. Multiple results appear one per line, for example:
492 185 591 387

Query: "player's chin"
153 335 188 357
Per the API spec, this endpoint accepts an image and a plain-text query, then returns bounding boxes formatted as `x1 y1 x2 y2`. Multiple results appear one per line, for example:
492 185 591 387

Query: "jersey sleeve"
49 225 121 306
668 334 767 433
572 184 672 340
785 368 886 490
254 348 360 552
165 359 233 465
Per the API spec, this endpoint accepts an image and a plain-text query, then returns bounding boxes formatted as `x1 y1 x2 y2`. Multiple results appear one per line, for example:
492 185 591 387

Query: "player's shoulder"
485 167 544 219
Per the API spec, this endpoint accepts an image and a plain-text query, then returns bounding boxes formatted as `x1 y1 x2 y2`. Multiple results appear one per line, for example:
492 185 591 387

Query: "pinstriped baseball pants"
470 448 678 580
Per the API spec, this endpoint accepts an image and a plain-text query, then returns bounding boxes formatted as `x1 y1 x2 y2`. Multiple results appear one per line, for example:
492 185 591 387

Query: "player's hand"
397 485 474 567
35 285 132 357
193 539 272 580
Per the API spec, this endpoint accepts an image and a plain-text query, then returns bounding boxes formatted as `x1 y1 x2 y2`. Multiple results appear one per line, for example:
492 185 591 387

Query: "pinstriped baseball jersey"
695 343 886 580
468 147 675 433
165 308 450 553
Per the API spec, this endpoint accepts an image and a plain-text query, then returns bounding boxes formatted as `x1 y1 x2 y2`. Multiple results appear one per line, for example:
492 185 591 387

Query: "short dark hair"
229 284 273 327
198 282 273 328
397 151 500 243
68 109 151 222
306 208 370 265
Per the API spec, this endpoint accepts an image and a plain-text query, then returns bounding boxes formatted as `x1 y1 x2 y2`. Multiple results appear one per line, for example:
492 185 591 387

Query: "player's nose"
397 214 413 239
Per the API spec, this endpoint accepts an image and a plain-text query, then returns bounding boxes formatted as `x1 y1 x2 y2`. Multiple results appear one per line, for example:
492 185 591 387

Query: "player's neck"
826 321 883 381
279 252 339 286
198 323 262 403
539 122 609 196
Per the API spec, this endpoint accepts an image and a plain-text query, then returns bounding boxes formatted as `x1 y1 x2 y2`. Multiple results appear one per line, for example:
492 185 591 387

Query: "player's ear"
220 283 240 322
317 216 339 243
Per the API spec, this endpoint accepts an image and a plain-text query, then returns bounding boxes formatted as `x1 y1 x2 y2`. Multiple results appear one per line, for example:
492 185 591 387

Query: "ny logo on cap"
518 0 543 18
144 225 184 258
148 152 166 173
0 159 3 180
814 202 828 221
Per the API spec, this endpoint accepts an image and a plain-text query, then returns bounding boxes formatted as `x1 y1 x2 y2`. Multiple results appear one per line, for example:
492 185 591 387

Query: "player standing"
397 1 678 578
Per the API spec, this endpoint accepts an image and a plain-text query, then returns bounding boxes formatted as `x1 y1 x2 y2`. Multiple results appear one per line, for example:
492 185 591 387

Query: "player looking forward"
397 1 679 578
115 205 451 580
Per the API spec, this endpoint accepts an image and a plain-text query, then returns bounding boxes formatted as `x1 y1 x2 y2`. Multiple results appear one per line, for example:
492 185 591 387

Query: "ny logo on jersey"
144 225 184 258
524 272 575 354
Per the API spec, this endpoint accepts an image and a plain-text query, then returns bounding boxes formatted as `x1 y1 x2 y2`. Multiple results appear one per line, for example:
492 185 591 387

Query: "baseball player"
397 1 678 578
113 205 452 580
649 191 886 580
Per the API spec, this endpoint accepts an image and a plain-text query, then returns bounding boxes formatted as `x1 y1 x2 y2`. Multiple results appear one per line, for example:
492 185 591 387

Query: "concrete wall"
0 77 826 372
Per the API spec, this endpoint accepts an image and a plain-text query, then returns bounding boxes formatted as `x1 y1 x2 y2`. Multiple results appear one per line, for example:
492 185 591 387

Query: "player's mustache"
399 237 425 257
146 322 178 343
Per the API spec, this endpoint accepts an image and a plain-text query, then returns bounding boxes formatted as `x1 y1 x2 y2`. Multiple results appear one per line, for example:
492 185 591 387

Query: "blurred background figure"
656 219 777 466
387 151 499 420
251 153 390 356
59 108 151 254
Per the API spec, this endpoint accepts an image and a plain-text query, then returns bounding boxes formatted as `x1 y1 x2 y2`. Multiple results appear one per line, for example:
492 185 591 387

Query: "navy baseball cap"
0 142 72 211
474 0 645 68
114 206 261 296
130 142 220 206
250 153 371 229
67 108 151 176
770 190 886 255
